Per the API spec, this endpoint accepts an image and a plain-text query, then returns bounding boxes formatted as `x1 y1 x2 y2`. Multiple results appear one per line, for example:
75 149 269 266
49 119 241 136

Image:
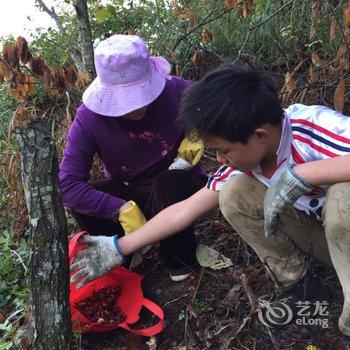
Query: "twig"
163 293 191 308
290 57 309 77
203 153 217 162
172 0 245 51
329 3 350 61
266 327 280 350
271 35 290 71
233 239 241 269
250 0 297 31
212 322 232 336
299 87 308 103
190 267 205 304
10 249 28 273
35 0 84 70
230 314 251 339
278 80 350 96
300 0 306 17
234 30 252 64
65 91 73 123
43 36 75 53
235 0 302 64
35 0 65 32
183 267 205 340
240 273 259 312
7 308 25 322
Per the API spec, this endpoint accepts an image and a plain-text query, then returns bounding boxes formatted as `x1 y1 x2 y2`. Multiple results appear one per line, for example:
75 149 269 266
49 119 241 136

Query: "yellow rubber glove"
304 346 320 350
169 137 204 170
118 201 147 234
178 137 204 165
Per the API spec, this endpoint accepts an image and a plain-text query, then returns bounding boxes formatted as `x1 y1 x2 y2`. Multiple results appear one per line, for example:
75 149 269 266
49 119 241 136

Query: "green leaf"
0 320 11 331
0 340 14 350
96 5 117 23
178 309 186 321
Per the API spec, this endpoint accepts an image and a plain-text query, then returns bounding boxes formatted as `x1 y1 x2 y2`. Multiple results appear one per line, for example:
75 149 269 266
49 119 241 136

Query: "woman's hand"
70 235 125 288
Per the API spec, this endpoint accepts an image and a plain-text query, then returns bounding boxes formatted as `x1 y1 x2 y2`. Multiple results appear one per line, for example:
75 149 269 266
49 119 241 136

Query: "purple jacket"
59 76 196 221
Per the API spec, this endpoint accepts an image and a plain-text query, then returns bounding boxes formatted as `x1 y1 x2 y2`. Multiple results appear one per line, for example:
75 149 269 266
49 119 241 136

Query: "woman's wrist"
119 201 133 214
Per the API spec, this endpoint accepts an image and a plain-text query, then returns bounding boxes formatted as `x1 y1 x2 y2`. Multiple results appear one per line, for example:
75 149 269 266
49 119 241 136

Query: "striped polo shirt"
206 104 350 220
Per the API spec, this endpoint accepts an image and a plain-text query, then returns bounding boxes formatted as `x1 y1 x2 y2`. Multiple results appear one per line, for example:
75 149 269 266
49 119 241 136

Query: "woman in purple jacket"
59 35 205 281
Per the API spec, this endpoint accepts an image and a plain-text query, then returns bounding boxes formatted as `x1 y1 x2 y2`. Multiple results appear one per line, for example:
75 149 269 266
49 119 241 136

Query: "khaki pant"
219 174 350 335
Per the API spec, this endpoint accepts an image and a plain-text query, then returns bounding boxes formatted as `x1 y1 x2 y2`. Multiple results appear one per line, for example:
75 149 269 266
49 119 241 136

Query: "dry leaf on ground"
196 244 233 270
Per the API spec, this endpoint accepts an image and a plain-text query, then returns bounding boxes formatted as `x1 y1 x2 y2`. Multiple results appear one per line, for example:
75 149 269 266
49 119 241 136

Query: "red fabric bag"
69 231 164 335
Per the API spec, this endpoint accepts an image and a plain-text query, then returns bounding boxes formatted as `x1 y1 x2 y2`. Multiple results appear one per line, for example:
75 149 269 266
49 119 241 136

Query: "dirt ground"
77 158 347 350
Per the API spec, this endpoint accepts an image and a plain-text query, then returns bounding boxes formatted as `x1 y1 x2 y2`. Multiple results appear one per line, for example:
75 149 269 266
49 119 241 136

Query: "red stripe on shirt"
291 119 350 145
293 134 338 158
291 144 305 164
212 168 235 191
262 157 289 180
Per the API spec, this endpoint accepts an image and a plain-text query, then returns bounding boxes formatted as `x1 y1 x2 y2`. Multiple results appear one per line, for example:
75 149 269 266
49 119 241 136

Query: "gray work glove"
70 235 125 288
264 165 313 237
168 157 192 170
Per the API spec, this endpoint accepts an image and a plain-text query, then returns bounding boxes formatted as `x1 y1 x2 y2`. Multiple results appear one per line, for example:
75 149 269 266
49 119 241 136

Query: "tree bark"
15 118 72 349
72 0 96 78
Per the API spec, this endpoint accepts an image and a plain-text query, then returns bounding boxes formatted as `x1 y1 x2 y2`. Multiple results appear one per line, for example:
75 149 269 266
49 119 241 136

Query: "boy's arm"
293 155 350 186
264 155 350 237
70 187 219 287
119 187 219 254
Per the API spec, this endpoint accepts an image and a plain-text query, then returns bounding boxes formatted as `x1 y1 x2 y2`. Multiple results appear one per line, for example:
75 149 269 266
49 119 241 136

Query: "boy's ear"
254 128 269 140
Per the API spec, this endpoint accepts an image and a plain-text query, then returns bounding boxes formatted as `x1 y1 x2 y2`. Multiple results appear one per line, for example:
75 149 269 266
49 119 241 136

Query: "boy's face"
204 129 273 173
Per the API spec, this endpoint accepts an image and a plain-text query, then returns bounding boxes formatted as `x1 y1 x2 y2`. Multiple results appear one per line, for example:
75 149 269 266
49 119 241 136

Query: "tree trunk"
15 118 72 349
73 0 96 78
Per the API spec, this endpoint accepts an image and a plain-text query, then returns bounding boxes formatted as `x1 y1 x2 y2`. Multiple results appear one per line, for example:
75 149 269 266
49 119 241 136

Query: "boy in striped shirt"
72 65 350 345
180 65 350 344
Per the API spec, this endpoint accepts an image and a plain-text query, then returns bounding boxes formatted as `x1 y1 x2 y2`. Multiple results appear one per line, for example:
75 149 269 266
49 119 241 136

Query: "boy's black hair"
179 64 284 143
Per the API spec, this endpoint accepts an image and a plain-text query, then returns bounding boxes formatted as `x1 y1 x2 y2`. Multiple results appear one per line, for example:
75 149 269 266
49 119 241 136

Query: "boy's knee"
219 175 266 219
324 219 350 243
323 182 350 243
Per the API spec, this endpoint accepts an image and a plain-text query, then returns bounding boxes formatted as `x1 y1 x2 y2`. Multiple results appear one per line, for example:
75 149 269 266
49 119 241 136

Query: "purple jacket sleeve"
175 77 194 100
59 111 125 221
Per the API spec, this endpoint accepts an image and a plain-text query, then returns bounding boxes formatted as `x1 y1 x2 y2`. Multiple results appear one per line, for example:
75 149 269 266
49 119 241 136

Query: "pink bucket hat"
82 35 171 117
